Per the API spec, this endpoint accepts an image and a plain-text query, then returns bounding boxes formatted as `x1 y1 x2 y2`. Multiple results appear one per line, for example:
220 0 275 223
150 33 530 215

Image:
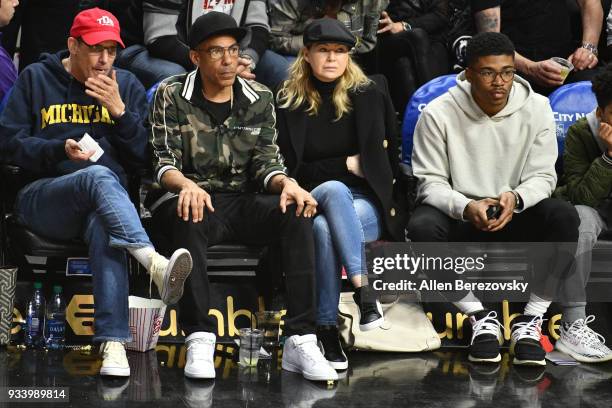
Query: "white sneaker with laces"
99 341 130 377
555 315 612 363
510 315 546 366
184 332 217 379
468 311 504 363
149 248 193 305
282 334 338 382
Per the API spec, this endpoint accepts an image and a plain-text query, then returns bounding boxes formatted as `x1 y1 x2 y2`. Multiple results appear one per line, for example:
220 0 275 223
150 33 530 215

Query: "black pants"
407 198 580 301
152 193 317 336
378 28 449 114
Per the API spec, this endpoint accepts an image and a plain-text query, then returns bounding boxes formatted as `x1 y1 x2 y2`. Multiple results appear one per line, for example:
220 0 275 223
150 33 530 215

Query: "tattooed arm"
474 6 500 32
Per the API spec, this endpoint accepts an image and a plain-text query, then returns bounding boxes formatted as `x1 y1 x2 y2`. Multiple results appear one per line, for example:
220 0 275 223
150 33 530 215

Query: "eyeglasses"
77 38 117 57
474 68 516 83
197 44 240 60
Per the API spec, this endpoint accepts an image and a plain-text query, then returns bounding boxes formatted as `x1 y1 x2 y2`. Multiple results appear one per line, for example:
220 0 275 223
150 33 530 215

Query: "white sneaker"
150 248 193 305
99 341 130 377
282 334 338 382
184 332 217 379
555 315 612 363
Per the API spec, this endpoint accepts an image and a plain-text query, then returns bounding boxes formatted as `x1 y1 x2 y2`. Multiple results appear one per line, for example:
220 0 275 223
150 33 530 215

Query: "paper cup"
126 296 167 352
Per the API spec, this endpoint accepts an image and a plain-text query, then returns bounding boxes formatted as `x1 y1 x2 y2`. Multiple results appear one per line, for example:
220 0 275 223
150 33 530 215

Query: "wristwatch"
401 21 412 31
581 42 599 56
510 191 522 210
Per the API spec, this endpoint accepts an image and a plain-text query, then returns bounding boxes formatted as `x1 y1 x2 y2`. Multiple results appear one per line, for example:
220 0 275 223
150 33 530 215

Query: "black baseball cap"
303 18 356 48
189 11 247 49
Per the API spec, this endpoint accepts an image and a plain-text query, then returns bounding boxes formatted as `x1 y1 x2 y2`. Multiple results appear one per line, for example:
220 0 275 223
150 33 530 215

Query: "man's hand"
568 47 598 71
463 198 499 231
65 139 94 162
487 192 516 232
177 179 214 223
279 178 317 218
346 154 365 178
237 57 256 80
84 70 126 118
525 59 565 87
377 11 404 34
599 122 612 156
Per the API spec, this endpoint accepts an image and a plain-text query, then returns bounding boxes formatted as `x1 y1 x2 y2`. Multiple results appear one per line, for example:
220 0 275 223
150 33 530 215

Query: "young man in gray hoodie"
408 32 580 366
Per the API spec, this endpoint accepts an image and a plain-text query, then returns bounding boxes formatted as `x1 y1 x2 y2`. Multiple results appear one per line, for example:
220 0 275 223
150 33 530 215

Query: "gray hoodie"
412 71 558 220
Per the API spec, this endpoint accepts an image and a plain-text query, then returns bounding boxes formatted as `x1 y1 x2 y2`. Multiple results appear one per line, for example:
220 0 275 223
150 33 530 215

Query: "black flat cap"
189 11 247 49
303 17 356 48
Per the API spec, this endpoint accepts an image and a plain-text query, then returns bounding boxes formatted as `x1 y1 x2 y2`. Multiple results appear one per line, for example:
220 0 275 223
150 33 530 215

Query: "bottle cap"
53 285 62 294
34 282 42 289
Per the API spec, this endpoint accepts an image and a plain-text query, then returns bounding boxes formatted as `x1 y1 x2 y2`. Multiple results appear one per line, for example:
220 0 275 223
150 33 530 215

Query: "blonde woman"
276 18 407 370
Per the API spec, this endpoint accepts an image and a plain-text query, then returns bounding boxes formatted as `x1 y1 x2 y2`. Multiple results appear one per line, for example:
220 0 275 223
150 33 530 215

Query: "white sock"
523 293 551 317
128 246 158 271
453 291 485 316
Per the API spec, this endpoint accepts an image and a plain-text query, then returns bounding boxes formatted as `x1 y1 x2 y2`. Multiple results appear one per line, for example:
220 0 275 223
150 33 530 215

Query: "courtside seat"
401 74 457 167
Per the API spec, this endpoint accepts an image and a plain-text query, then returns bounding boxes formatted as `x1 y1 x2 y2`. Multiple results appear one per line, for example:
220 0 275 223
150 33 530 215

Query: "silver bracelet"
581 42 599 56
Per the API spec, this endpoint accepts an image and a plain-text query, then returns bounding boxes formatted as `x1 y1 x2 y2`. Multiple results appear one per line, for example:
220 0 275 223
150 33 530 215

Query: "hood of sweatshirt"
449 71 533 122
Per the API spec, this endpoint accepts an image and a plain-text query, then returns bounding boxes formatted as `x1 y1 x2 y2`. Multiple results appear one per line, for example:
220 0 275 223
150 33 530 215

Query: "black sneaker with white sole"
316 325 348 370
352 286 384 331
468 310 503 363
510 315 546 366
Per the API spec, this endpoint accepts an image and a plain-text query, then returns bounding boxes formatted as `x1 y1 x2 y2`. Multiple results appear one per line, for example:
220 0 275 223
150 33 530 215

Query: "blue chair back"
548 81 597 173
401 74 457 166
146 81 162 105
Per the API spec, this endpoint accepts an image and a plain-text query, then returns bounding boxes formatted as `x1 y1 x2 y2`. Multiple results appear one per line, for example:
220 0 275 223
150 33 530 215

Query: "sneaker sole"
328 360 349 370
359 300 385 332
512 357 546 366
282 360 338 381
184 369 216 379
555 340 612 363
162 249 193 305
100 366 130 377
468 353 501 363
359 316 384 332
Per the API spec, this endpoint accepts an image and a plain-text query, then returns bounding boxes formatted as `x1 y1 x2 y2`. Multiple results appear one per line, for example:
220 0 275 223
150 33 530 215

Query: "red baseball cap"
70 8 125 48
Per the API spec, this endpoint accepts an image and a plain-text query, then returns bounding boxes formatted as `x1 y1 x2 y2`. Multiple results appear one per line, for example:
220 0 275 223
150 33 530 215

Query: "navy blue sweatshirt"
0 50 148 187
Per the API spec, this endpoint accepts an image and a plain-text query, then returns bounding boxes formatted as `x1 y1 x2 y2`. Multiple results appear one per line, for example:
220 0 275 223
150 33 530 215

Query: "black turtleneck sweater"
298 76 368 191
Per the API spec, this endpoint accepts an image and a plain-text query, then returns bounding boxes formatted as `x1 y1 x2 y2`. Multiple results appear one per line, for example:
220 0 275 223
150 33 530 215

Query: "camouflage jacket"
268 0 389 55
149 70 286 195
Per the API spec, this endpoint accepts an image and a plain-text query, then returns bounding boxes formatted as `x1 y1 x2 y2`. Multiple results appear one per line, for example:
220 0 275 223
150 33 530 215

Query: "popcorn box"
126 296 166 352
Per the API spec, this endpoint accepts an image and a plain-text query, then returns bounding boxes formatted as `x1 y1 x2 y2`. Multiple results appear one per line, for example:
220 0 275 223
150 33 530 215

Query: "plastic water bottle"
25 282 45 348
45 285 66 350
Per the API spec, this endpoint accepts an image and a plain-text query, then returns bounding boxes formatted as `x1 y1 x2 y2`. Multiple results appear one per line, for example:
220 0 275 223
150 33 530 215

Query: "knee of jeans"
549 202 580 238
407 216 439 241
313 215 331 240
312 180 352 204
79 165 120 184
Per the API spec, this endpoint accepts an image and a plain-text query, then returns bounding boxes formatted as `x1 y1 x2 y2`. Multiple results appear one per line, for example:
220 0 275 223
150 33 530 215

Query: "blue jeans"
14 166 153 343
310 181 382 326
115 45 186 89
253 50 291 89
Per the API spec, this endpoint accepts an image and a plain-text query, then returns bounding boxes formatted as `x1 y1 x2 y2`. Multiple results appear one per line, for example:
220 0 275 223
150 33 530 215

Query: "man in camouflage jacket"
268 0 388 55
148 11 338 382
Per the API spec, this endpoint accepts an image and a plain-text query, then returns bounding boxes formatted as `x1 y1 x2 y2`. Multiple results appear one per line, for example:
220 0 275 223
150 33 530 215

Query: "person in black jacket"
276 18 407 371
376 0 451 114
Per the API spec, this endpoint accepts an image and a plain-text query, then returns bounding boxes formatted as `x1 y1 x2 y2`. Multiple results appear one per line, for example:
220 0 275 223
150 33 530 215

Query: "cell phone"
486 205 501 220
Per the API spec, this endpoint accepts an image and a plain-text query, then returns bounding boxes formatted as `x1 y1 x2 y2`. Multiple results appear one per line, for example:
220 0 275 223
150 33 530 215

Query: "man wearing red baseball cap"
0 7 194 377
